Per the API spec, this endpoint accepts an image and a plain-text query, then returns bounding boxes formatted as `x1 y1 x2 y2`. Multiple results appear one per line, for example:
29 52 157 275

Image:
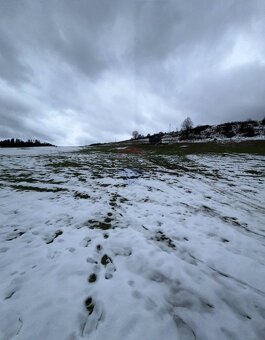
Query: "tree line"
0 138 54 147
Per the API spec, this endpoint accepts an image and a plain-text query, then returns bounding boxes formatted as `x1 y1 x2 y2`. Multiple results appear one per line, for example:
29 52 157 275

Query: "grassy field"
0 145 265 339
83 140 265 156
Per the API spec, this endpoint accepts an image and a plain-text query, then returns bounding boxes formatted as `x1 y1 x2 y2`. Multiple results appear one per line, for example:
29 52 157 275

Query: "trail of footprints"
82 237 117 335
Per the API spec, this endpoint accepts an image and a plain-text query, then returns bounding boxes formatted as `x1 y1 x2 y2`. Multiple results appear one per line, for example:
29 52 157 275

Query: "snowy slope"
0 147 265 340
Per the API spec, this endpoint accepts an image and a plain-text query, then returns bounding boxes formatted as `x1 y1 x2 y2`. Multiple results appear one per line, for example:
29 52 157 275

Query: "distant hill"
128 118 265 145
176 118 265 141
0 138 55 148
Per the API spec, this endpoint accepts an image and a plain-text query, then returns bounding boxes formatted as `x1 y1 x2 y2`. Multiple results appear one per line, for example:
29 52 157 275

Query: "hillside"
176 118 265 142
128 118 265 145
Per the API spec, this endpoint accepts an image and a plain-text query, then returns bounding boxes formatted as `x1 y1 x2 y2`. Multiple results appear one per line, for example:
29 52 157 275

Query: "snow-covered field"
0 147 265 340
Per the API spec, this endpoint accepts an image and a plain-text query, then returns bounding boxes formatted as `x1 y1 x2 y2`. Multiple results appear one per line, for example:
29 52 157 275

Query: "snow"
0 147 265 340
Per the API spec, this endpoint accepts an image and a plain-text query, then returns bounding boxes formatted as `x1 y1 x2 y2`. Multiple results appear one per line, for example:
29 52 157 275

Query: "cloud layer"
0 0 265 145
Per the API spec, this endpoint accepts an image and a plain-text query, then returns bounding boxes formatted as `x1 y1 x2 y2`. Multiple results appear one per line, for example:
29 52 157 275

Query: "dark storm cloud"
133 0 265 124
181 62 265 123
134 0 262 63
0 0 264 145
0 28 32 84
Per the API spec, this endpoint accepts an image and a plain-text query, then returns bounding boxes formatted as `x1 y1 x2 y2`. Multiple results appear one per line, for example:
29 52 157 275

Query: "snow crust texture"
0 147 265 340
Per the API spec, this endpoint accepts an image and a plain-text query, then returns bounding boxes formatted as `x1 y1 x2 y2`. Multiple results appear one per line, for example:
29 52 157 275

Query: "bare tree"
132 130 139 139
181 117 193 130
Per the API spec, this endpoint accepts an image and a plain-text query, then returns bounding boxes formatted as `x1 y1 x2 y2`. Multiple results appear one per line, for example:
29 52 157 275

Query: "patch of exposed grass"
87 218 112 230
11 185 68 193
119 196 128 203
91 171 104 179
0 172 34 182
11 177 38 183
80 140 265 180
74 191 90 199
245 169 264 176
109 193 119 208
153 231 176 249
47 160 81 168
148 155 186 172
83 140 265 156
0 174 65 185
138 140 265 156
104 217 112 223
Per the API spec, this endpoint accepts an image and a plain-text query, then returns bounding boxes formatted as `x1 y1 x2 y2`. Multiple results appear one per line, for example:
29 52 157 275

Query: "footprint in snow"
88 273 97 283
86 257 98 264
0 311 23 338
101 254 116 280
80 236 91 248
4 277 24 300
128 280 158 311
44 230 63 244
128 280 135 287
144 297 157 311
132 290 142 299
81 297 104 336
86 246 116 281
5 230 25 241
174 315 196 340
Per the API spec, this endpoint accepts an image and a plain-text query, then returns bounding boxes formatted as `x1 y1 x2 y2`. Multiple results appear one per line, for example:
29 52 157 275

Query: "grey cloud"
183 62 265 124
2 0 132 79
0 32 32 84
133 0 262 64
0 0 264 145
0 94 47 140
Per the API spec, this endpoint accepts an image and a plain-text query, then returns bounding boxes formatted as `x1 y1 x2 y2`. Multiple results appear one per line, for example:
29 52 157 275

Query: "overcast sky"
0 0 265 145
